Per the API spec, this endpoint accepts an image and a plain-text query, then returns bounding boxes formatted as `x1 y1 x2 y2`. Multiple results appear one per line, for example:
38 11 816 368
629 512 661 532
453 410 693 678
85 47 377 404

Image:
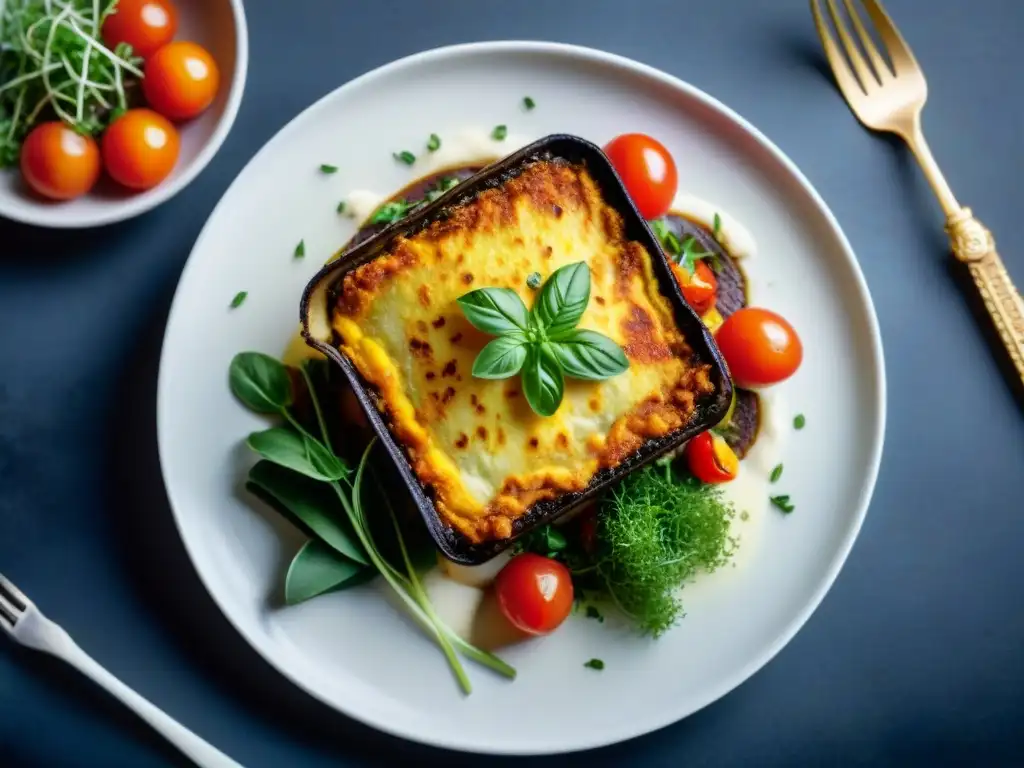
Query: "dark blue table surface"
2 1 1023 766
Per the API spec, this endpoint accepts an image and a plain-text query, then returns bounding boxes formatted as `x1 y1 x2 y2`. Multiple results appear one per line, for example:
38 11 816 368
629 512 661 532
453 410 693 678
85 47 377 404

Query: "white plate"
157 42 885 755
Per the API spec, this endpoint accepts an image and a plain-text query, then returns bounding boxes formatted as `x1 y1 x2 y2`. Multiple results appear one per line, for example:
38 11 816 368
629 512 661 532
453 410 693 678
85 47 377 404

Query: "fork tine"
810 0 866 102
842 0 893 80
861 0 921 75
0 598 15 627
825 0 877 90
0 574 27 612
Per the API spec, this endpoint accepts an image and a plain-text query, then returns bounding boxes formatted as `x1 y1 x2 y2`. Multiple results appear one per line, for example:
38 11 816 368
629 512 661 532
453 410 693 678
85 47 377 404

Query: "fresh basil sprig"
457 262 629 417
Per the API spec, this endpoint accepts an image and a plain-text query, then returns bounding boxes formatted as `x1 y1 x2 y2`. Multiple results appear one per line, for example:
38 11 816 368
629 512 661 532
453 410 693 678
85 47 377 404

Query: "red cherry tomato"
670 260 718 316
685 432 739 484
715 307 803 388
20 122 101 201
102 109 180 190
494 553 574 636
102 0 178 59
143 41 220 121
604 133 678 220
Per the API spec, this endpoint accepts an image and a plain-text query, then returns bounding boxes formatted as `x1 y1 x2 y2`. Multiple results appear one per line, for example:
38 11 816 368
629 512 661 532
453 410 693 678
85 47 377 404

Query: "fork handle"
24 614 242 768
946 208 1024 385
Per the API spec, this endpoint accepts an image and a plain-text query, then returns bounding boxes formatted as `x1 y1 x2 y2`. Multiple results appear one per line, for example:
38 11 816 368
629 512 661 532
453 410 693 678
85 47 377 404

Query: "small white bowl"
0 0 248 229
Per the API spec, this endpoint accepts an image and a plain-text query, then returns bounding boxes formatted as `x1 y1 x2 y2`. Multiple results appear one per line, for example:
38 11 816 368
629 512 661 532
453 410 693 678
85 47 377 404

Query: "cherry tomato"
102 0 178 59
685 431 739 484
20 122 101 201
671 260 718 316
494 553 574 636
143 41 220 121
102 109 180 190
715 307 803 388
604 133 678 220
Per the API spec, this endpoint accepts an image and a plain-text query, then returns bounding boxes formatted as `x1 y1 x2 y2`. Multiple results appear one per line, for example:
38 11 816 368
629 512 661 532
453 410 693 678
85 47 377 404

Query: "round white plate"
157 42 885 755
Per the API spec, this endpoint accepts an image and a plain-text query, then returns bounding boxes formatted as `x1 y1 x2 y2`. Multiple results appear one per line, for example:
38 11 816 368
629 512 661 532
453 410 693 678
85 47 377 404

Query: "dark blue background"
2 1 1022 766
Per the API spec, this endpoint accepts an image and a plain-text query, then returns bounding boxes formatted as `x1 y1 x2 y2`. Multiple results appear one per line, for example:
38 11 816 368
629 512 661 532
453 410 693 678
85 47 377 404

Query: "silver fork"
0 573 242 768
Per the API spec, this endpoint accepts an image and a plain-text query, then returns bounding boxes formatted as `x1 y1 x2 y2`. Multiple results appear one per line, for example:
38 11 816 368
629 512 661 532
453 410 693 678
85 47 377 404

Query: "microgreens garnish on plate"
491 124 508 141
794 414 806 430
770 494 795 514
229 291 248 309
584 658 605 670
523 96 536 110
678 235 720 274
650 219 682 256
426 133 441 152
294 240 306 259
457 262 629 417
336 201 346 214
393 150 416 165
319 164 338 174
770 464 784 483
713 212 722 239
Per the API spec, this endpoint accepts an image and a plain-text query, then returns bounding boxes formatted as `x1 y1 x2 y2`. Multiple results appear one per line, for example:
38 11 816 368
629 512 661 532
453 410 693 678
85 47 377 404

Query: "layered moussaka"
329 159 713 543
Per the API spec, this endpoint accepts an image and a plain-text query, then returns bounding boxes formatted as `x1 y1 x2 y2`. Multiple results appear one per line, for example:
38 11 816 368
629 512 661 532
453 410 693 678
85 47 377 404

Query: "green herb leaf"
526 271 543 290
427 133 441 152
471 335 528 379
425 176 461 202
794 414 806 430
229 352 293 413
230 291 248 309
336 201 347 214
549 329 629 381
248 461 368 565
712 212 722 239
457 287 530 334
584 658 605 670
523 96 536 110
295 240 306 259
319 164 338 174
770 494 795 514
247 428 348 481
393 150 416 165
770 464 784 483
678 235 717 275
544 527 567 553
521 344 564 417
534 261 590 336
492 124 508 141
284 540 372 605
370 200 414 225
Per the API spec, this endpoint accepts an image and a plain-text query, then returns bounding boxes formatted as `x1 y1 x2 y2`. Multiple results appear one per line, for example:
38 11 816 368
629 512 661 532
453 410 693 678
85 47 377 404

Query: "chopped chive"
294 240 306 259
336 201 347 214
770 494 795 514
426 133 441 152
713 212 722 238
770 464 783 483
492 124 508 141
584 658 605 670
229 291 248 309
526 271 543 289
319 164 338 174
523 96 536 110
794 414 806 430
393 150 416 165
585 605 604 623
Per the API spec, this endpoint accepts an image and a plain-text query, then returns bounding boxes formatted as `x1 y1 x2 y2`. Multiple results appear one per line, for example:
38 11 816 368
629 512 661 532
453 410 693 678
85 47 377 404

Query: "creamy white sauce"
330 129 788 629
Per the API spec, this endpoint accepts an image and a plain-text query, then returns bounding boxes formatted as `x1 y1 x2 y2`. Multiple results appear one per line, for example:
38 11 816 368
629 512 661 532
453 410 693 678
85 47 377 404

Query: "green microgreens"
426 133 441 152
229 291 248 309
713 212 722 239
0 0 145 167
393 150 416 165
294 240 306 259
319 164 338 174
770 464 783 483
794 414 806 430
678 234 720 275
523 96 536 110
770 494 795 514
369 177 461 225
584 659 605 670
336 201 346 214
457 263 629 417
491 124 508 141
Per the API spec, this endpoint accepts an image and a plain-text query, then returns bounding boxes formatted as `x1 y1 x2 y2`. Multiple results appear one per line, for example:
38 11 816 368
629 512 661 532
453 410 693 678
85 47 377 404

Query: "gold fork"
811 0 1024 386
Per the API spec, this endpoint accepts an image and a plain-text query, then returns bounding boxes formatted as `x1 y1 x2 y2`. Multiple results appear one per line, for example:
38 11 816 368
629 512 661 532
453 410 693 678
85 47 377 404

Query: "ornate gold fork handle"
946 208 1024 383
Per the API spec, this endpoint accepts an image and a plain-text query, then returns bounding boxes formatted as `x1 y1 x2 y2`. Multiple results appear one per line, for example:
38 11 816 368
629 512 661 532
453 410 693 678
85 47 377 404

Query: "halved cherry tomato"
685 431 739 484
671 260 718 316
143 41 220 121
102 0 178 59
20 122 101 201
494 553 574 636
715 307 803 388
102 109 180 190
603 133 678 220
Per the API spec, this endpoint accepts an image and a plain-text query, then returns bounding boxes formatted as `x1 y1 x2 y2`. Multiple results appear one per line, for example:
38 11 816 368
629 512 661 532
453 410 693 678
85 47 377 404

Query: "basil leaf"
247 428 349 481
230 352 293 413
534 262 590 336
248 461 368 565
457 287 529 334
549 329 629 381
521 343 564 417
472 335 528 379
285 540 373 605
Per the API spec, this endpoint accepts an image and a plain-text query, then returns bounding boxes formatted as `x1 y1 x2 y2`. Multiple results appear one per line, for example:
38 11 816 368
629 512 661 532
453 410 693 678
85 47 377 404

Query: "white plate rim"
156 40 886 754
0 0 250 230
